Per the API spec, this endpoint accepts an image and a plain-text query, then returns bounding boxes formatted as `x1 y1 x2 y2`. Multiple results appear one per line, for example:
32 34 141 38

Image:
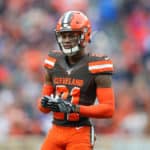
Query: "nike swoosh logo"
75 127 83 130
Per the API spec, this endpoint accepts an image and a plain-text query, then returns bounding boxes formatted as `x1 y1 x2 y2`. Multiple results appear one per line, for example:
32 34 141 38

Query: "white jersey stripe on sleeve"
44 59 55 67
89 64 113 71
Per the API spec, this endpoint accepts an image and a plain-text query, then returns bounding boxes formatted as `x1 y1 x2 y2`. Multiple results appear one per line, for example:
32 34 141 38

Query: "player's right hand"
41 96 52 108
41 95 59 109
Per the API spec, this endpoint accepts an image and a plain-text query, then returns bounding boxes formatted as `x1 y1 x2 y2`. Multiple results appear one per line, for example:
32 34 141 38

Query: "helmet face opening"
56 31 82 56
55 11 91 56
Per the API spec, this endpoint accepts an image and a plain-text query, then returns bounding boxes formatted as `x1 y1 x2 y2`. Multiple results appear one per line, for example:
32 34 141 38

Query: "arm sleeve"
79 88 115 118
37 53 56 113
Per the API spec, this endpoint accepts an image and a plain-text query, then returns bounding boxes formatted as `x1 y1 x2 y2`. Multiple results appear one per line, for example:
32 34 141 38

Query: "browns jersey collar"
59 55 88 75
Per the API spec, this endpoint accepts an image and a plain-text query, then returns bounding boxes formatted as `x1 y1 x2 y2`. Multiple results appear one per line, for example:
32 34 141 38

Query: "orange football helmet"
55 10 91 56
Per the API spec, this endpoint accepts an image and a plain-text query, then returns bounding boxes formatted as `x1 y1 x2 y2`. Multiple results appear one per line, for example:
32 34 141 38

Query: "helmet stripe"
61 11 73 27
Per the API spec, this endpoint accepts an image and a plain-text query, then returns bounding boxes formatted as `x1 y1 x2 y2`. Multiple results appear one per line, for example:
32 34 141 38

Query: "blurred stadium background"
0 0 150 149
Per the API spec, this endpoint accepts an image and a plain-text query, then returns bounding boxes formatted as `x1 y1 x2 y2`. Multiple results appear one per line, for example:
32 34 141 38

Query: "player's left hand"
47 96 78 113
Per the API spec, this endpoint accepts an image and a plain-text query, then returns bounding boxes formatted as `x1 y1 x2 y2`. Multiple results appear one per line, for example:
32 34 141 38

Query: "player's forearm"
79 103 115 118
78 87 115 118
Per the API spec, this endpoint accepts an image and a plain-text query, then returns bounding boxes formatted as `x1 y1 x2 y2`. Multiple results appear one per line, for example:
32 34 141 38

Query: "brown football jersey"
44 50 114 126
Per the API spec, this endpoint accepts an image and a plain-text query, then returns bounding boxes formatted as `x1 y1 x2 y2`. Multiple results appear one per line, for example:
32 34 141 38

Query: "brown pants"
41 124 94 150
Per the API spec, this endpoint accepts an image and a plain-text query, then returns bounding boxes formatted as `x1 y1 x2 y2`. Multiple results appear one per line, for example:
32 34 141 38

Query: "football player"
38 10 115 150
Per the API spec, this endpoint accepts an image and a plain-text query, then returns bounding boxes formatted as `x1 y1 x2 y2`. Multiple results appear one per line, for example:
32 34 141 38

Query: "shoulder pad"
43 50 61 69
88 54 114 74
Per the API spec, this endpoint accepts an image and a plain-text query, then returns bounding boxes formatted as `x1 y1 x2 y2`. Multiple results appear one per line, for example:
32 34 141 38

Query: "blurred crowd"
0 0 150 140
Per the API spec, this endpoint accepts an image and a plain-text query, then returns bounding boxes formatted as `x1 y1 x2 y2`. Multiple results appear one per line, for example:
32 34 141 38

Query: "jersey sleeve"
88 55 114 74
43 51 57 69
